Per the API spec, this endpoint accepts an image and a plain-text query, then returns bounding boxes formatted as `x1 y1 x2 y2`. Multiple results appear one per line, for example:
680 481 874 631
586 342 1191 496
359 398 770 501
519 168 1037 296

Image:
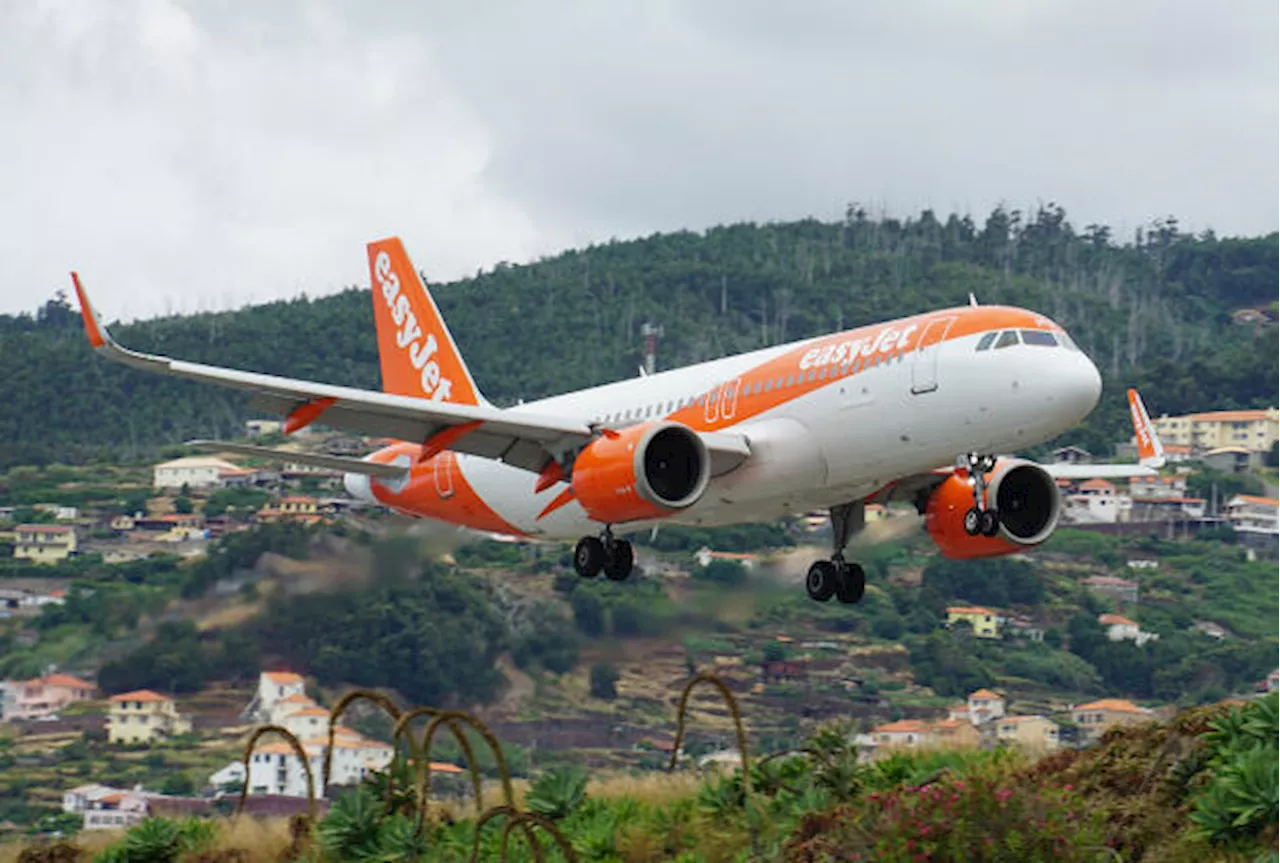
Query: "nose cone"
343 471 376 504
1061 350 1103 422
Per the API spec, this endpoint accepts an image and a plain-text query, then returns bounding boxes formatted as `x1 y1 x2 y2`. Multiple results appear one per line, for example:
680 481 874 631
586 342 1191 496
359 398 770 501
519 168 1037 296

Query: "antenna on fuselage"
968 293 979 307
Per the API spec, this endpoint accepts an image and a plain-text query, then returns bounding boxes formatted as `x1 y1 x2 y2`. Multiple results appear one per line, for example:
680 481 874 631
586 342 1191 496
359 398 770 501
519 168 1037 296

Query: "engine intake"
924 458 1061 559
571 422 710 523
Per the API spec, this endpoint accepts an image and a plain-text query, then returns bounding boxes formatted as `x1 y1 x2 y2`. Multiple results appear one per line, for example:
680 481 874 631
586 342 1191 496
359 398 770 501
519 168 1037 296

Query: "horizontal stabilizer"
185 440 409 480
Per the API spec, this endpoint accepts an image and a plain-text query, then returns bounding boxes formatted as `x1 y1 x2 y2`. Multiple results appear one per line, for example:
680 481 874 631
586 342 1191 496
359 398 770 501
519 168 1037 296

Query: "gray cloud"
1 0 1274 318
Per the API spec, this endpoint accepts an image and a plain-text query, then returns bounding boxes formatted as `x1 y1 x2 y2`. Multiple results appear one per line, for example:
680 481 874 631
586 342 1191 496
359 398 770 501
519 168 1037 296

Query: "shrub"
590 662 619 700
524 765 589 820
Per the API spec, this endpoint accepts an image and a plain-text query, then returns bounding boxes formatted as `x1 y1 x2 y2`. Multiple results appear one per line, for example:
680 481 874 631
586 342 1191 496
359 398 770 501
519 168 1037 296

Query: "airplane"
71 237 1165 604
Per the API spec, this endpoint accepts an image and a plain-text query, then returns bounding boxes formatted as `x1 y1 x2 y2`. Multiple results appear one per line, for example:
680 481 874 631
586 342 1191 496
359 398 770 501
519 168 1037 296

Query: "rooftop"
1075 698 1150 715
154 456 243 470
1099 614 1138 627
109 690 170 703
874 719 928 734
969 688 1002 701
263 671 305 685
1082 575 1138 588
947 606 995 615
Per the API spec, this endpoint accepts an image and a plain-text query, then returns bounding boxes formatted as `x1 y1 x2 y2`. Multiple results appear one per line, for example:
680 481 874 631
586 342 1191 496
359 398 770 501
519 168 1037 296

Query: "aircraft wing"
185 440 409 480
72 274 749 474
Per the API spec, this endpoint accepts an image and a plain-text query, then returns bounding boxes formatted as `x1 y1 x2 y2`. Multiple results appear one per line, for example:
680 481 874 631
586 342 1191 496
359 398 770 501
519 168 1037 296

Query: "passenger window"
975 332 997 351
764 379 773 393
818 367 828 380
1021 330 1057 347
785 375 794 387
994 330 1020 349
709 391 718 404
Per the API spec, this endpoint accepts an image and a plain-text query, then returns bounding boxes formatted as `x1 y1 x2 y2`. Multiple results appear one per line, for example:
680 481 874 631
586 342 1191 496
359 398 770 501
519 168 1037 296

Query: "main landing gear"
573 528 635 581
805 502 867 604
962 453 1000 538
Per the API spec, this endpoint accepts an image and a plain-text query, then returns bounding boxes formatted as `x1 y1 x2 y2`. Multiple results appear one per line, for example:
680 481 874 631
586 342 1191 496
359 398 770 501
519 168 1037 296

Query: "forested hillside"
1 206 1275 467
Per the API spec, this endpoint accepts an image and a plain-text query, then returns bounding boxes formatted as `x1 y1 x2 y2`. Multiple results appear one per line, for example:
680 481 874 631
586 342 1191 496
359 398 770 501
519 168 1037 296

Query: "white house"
152 456 246 491
208 762 246 791
82 790 149 830
62 784 119 815
966 688 1007 725
1129 475 1188 499
243 671 308 722
246 736 394 798
271 693 320 725
280 706 334 741
1062 478 1128 524
1099 613 1160 646
1223 495 1278 539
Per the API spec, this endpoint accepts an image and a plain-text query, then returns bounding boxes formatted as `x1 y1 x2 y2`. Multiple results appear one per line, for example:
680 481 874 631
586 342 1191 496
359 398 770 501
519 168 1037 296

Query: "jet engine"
571 422 710 524
924 459 1061 559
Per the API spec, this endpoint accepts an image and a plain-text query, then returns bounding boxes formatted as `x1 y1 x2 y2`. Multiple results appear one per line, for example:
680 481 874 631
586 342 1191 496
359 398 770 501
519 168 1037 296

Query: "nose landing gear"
805 502 867 604
573 528 635 581
961 453 1001 538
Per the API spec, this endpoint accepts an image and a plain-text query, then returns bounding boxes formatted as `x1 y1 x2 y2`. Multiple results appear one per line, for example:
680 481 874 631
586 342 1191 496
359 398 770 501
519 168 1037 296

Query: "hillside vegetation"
0 207 1275 467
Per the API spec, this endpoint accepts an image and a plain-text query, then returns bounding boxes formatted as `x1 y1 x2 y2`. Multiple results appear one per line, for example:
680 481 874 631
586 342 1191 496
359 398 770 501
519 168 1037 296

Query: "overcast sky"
1 0 1275 319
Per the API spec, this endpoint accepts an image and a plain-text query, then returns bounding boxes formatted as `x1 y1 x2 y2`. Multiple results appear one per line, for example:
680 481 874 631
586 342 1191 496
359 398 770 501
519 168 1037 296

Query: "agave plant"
1190 746 1280 846
374 813 431 862
315 787 386 861
91 818 216 863
524 765 589 821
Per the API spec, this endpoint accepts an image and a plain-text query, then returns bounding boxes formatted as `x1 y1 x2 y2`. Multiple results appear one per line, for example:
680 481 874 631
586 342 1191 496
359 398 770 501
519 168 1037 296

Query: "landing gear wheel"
964 507 983 536
835 562 866 604
980 509 1000 537
603 540 634 581
806 560 838 602
574 537 605 578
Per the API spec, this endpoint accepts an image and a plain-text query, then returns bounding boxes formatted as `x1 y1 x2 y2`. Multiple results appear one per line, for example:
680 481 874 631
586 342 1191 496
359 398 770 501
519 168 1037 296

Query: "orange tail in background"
367 237 487 405
1127 388 1165 467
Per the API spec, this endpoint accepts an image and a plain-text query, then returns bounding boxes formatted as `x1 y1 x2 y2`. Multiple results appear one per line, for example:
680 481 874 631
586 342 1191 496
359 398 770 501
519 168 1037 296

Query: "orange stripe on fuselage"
364 442 527 536
665 305 1057 433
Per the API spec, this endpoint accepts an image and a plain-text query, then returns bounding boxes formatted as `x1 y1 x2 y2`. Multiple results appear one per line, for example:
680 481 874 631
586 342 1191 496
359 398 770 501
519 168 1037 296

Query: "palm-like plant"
315 787 386 861
524 766 588 821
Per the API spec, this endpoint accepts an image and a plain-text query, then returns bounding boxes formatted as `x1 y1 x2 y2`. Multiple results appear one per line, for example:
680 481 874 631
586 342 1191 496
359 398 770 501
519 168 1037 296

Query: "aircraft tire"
806 560 837 602
574 537 605 578
980 509 1000 537
964 507 983 536
603 540 634 581
835 563 866 604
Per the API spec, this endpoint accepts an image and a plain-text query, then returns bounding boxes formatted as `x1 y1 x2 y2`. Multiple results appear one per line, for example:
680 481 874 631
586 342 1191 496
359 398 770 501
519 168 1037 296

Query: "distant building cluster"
866 689 1064 758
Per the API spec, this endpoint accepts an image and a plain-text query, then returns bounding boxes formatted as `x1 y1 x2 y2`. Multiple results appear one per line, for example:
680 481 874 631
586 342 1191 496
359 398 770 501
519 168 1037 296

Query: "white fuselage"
370 305 1103 539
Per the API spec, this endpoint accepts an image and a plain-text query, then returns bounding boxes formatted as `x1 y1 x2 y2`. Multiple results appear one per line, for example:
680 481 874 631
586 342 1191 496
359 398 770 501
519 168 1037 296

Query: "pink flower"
1064 784 1074 791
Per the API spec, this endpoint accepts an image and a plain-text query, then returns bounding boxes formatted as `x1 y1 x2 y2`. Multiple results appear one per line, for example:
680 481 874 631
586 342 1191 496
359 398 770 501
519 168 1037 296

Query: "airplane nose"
343 472 376 503
1065 352 1103 420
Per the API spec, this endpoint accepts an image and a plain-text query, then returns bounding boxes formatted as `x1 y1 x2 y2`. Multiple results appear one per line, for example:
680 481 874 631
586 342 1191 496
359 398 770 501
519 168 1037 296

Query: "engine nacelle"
571 422 710 524
924 459 1061 559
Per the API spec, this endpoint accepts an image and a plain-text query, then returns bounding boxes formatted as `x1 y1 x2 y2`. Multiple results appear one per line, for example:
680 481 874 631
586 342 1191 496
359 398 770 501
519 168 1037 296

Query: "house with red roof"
2 673 95 721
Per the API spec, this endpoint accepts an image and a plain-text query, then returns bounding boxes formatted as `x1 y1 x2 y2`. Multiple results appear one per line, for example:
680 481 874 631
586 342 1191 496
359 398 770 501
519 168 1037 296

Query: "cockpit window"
1021 330 1058 347
994 330 1020 349
1059 331 1080 351
975 332 998 351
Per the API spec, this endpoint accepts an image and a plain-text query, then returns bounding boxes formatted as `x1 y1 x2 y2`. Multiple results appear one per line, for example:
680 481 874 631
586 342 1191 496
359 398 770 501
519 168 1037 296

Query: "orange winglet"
70 272 106 349
534 460 564 494
536 486 576 521
283 397 338 435
599 427 620 440
417 421 482 464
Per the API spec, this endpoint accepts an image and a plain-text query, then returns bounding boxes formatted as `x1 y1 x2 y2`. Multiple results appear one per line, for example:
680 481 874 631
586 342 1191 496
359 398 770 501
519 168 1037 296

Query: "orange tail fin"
1127 388 1165 467
367 237 487 405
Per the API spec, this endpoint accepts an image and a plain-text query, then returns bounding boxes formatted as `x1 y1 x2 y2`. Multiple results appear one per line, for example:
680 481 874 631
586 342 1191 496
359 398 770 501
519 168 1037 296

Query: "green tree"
589 662 619 700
